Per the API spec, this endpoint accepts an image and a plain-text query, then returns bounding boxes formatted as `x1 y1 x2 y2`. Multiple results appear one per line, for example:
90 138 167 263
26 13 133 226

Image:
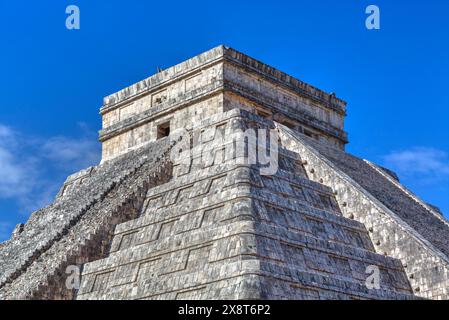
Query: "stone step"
81 220 409 296
108 192 373 255
78 256 415 300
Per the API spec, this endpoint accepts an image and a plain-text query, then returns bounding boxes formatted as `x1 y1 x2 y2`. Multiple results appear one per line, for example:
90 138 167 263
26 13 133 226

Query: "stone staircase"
276 121 449 299
0 138 174 299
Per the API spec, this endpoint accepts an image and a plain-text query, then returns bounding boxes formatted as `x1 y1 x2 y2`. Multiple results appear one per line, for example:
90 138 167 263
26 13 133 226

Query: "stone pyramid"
1 46 448 300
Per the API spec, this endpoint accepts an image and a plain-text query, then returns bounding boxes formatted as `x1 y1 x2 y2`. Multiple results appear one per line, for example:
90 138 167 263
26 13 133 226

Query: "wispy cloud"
381 146 449 217
0 125 13 138
0 123 101 216
0 221 12 242
0 125 37 198
42 136 101 170
382 147 449 178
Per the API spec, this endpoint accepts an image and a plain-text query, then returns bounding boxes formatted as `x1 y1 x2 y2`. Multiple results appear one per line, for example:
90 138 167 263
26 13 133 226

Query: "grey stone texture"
0 46 447 300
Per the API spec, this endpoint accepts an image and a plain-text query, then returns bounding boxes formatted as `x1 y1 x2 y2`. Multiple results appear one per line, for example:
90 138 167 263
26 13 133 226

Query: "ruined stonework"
1 46 448 300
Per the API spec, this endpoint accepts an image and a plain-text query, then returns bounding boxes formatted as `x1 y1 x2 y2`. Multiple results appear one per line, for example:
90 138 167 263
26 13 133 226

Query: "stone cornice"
224 82 348 143
100 45 347 116
222 48 346 116
99 82 224 142
100 48 226 114
99 80 347 144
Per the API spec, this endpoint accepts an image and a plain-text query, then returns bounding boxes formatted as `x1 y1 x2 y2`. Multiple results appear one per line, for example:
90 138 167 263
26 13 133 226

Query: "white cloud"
0 123 101 216
42 136 101 170
0 125 13 138
0 221 12 242
0 147 32 197
382 147 449 177
0 125 36 198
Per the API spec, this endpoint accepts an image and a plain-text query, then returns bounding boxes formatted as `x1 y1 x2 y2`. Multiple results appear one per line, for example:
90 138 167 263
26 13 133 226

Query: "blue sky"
0 0 448 241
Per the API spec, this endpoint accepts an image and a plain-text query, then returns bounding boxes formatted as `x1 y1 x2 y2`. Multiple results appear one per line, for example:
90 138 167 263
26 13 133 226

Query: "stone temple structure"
1 46 449 300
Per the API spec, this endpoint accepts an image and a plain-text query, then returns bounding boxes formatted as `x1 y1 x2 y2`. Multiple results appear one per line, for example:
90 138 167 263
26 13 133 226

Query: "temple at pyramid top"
99 45 348 161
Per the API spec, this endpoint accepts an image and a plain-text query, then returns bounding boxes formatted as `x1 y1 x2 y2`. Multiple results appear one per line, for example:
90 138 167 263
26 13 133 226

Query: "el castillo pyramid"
1 46 448 300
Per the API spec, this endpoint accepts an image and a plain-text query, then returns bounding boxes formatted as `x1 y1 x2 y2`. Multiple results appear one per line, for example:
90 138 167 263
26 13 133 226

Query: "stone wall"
223 62 346 148
101 94 224 160
101 63 223 130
